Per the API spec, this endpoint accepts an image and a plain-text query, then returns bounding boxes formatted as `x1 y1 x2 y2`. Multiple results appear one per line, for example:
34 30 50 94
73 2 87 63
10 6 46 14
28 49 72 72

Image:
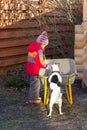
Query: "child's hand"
46 65 50 70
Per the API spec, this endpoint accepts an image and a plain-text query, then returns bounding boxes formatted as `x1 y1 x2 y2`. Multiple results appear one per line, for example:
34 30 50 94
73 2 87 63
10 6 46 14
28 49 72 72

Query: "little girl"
26 31 49 104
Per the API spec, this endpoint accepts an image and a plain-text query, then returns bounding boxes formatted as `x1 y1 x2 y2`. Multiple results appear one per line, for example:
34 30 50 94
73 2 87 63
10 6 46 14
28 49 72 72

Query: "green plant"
5 76 28 91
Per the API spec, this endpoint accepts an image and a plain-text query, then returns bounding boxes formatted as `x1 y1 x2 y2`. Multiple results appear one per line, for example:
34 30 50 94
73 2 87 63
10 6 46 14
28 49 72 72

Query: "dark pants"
28 75 41 100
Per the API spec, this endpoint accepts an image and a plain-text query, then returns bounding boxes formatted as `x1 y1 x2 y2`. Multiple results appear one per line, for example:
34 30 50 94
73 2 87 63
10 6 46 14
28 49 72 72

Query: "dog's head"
48 64 62 86
51 64 60 73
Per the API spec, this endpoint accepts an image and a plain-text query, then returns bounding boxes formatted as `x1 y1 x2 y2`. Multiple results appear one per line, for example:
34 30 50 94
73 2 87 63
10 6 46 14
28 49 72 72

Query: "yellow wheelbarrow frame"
40 58 77 105
40 75 50 105
65 73 75 105
41 73 75 105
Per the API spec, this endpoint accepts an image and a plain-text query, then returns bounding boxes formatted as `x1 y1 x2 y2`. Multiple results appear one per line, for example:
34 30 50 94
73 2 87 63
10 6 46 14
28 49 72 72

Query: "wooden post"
83 0 87 21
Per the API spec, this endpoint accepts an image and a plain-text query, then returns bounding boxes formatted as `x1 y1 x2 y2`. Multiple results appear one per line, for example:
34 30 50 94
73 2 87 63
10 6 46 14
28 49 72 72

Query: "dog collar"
52 71 60 73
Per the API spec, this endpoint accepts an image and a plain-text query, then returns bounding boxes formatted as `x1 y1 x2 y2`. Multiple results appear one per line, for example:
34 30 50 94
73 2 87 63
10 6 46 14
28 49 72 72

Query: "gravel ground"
0 66 87 130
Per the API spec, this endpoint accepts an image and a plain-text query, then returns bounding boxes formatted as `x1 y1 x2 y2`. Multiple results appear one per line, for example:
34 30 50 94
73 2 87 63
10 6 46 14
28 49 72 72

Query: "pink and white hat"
36 31 49 46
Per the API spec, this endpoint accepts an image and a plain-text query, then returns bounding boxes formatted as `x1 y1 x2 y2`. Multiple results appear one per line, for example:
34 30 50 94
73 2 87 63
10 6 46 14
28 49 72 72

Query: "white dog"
47 64 63 118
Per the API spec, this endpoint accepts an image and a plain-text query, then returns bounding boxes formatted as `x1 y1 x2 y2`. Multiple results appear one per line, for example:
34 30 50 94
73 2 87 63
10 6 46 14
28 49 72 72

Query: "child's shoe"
28 97 41 104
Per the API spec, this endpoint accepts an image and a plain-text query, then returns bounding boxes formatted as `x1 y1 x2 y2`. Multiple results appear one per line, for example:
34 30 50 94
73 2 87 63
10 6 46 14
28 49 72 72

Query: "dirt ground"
0 78 87 130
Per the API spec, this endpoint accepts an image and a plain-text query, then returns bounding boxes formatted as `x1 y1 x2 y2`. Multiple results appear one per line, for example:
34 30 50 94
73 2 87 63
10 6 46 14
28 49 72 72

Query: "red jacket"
26 41 46 75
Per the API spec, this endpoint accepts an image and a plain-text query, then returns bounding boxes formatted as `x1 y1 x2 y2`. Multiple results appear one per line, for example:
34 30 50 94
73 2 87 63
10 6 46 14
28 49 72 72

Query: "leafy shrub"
5 76 28 91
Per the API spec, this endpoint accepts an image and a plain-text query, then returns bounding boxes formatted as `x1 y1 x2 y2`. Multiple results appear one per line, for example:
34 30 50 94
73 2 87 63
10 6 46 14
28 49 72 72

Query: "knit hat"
36 31 49 46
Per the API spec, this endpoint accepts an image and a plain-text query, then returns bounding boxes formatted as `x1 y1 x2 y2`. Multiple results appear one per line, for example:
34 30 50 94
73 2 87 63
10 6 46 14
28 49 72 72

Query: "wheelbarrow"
39 58 77 105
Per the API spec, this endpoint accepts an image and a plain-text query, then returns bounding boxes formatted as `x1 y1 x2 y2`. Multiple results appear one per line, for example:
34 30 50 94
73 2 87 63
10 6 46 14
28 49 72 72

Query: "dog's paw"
47 114 51 119
60 112 64 115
